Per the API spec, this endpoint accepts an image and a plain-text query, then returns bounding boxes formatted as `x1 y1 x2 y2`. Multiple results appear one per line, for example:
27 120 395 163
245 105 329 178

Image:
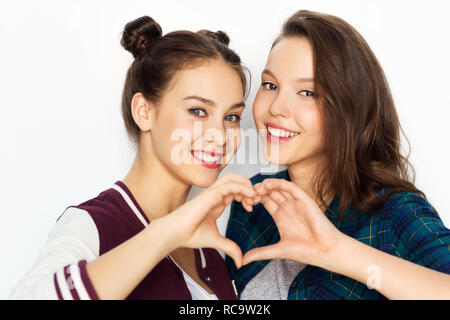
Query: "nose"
268 91 291 119
202 119 227 148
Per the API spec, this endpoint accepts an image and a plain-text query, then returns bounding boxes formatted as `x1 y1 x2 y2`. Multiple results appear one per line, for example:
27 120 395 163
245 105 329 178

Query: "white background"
1 0 449 299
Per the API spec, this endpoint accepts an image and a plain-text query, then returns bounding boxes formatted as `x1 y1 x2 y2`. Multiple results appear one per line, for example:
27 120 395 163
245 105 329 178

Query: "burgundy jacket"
11 181 237 300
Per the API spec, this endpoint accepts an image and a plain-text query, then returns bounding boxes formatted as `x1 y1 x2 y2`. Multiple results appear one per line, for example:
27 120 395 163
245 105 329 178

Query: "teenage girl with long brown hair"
226 10 450 300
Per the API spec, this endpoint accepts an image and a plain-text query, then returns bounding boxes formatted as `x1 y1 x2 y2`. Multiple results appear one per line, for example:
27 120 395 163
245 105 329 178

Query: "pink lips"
191 150 223 169
265 121 299 144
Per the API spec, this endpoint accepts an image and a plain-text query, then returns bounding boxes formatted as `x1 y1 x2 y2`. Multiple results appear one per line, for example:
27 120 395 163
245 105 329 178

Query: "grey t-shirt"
240 259 307 300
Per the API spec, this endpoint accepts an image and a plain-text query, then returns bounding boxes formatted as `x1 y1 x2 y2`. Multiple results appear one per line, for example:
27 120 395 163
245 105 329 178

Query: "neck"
287 157 333 211
122 142 191 222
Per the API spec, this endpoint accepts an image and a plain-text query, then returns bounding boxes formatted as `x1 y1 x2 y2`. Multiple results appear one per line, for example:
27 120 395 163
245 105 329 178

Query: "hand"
242 179 344 268
159 173 257 269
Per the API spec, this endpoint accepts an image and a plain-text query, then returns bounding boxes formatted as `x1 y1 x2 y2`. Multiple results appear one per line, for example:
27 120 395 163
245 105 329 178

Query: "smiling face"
148 59 244 188
253 36 325 169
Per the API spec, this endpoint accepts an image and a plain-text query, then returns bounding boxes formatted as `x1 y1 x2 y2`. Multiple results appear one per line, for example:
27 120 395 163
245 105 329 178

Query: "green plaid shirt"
225 170 450 300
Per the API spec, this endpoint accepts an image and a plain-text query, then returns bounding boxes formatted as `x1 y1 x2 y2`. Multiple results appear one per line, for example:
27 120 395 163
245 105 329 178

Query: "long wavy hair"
275 10 427 219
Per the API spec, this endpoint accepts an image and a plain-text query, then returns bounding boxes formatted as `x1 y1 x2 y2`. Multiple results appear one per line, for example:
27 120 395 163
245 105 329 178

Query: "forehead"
166 60 244 105
266 37 314 79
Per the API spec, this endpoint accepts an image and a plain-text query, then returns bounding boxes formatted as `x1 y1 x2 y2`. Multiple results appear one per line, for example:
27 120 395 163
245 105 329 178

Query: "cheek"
293 106 326 150
309 109 325 141
227 129 241 152
252 92 268 128
293 104 322 132
152 111 195 155
222 129 240 159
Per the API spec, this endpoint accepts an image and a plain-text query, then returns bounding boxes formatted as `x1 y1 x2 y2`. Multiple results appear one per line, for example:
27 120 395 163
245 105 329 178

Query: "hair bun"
198 30 230 46
121 16 162 58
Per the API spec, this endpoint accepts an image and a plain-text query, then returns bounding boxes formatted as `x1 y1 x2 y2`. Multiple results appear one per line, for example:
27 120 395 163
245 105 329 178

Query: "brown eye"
261 82 278 91
299 90 315 97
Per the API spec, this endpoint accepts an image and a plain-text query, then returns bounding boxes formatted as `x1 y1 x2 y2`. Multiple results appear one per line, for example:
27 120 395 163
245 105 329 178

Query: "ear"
130 92 155 132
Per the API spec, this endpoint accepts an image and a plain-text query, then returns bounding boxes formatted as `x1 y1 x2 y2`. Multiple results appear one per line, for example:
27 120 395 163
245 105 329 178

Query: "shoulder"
378 190 450 271
381 190 439 222
70 185 123 219
35 206 100 266
51 206 98 241
69 183 135 231
377 190 446 235
379 190 448 245
59 182 143 254
29 186 123 259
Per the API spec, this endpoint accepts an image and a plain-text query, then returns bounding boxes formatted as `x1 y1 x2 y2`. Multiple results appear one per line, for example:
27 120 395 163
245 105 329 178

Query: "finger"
242 243 283 266
267 190 287 207
214 182 257 213
190 184 255 221
259 194 278 214
280 191 294 201
262 179 307 201
223 194 234 207
238 199 252 212
213 194 250 214
242 198 254 212
214 236 243 269
255 182 268 195
217 172 254 189
217 181 256 200
224 195 254 211
252 184 263 205
254 183 263 192
241 194 260 212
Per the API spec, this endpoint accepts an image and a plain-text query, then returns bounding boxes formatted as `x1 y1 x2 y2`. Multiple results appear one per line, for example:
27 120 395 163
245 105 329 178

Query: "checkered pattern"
225 170 450 300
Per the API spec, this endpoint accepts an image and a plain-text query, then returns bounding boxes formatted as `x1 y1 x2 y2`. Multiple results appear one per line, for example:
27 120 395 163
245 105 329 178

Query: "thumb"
214 236 243 269
242 243 283 266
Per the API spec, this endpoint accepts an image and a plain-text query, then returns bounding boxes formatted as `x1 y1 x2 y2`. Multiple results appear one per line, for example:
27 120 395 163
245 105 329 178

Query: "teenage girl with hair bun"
10 16 255 300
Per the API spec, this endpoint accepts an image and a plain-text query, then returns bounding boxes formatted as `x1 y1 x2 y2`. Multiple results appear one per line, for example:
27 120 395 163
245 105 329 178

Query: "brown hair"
120 16 248 144
275 10 426 218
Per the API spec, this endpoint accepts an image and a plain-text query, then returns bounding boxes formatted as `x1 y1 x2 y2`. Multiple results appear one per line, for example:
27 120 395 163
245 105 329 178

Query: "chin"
189 171 220 188
263 148 292 166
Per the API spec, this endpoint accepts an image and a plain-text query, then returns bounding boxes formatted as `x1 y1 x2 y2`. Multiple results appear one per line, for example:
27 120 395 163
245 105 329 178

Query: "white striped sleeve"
9 207 100 300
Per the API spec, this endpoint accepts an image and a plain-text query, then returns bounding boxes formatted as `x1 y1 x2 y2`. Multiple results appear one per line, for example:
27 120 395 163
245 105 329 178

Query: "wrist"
320 233 376 285
318 232 358 274
145 216 180 255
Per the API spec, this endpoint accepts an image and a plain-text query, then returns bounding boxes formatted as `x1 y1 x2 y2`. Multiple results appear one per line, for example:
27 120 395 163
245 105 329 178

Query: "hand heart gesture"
243 179 343 268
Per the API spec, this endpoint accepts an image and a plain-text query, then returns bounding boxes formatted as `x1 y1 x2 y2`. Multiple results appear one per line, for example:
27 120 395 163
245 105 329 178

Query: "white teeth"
193 151 219 163
267 126 299 138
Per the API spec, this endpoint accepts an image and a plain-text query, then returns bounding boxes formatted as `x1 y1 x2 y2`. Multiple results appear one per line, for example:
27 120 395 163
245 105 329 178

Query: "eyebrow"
183 95 216 106
183 95 245 110
262 69 314 83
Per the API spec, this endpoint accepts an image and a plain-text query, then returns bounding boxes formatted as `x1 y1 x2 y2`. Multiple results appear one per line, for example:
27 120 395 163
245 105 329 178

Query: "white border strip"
69 264 90 300
56 268 73 300
112 184 148 227
199 248 206 269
